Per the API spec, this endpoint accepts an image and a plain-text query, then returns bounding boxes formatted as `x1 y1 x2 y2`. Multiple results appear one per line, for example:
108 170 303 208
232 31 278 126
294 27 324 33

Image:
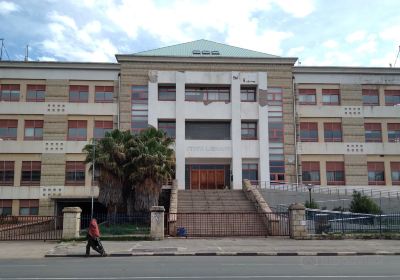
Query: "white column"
175 71 186 189
258 72 270 186
231 72 242 189
148 77 158 127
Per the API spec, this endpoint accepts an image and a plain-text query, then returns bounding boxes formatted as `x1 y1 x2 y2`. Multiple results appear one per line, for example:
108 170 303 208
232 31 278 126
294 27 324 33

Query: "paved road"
0 256 399 280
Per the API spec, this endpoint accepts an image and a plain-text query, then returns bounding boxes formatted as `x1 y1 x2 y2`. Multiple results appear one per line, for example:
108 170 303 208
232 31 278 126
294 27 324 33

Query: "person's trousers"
86 238 105 255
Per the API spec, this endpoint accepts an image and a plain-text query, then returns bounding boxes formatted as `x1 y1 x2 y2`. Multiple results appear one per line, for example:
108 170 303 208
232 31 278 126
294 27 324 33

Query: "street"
0 256 399 280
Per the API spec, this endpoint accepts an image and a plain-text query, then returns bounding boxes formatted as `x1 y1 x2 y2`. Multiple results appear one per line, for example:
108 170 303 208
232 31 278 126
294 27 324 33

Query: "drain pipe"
292 75 299 186
117 72 121 130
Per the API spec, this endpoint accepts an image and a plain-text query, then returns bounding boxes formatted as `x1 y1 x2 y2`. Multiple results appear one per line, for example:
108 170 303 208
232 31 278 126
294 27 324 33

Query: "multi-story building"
0 40 399 216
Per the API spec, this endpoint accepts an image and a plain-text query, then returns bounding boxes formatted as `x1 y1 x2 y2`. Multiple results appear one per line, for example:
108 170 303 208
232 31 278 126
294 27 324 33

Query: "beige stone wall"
41 154 66 186
340 84 362 106
342 117 365 142
46 79 69 102
344 155 368 186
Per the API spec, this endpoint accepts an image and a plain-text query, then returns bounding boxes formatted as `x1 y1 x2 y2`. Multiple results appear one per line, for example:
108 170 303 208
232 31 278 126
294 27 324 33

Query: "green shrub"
305 198 319 209
349 191 381 214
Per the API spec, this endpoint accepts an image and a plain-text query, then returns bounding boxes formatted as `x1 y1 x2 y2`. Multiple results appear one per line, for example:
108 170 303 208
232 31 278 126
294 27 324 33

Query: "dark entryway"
55 199 107 217
185 164 230 190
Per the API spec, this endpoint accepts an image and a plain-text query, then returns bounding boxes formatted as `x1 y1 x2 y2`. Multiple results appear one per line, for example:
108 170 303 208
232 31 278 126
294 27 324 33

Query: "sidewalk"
46 238 400 257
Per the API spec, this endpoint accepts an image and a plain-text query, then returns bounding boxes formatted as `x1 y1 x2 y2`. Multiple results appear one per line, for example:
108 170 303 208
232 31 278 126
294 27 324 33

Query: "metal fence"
165 212 290 237
80 213 151 236
306 209 400 234
0 216 63 241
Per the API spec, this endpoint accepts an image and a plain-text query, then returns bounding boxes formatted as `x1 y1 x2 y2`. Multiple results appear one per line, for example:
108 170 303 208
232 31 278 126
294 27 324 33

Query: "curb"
45 251 400 257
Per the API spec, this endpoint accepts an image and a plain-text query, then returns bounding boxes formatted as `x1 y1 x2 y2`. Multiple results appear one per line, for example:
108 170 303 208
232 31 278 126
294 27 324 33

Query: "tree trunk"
134 179 160 212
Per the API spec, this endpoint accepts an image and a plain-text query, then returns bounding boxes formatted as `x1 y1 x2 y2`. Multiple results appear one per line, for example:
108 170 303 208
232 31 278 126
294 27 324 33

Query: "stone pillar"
175 71 186 189
258 72 270 186
288 203 308 239
62 207 82 239
231 71 242 189
150 206 165 240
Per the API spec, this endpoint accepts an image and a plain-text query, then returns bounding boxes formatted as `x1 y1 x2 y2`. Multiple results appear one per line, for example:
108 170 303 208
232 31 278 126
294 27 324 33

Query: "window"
269 122 284 143
26 85 45 102
0 200 12 216
324 122 342 142
365 123 382 142
391 162 400 185
242 163 258 182
322 89 340 105
385 90 400 106
270 161 285 183
21 161 41 186
300 122 318 142
0 84 20 101
68 120 87 141
388 123 400 143
0 161 14 186
69 85 89 103
19 200 39 216
298 89 316 105
94 121 113 139
368 162 385 185
326 162 345 185
362 89 379 106
158 86 176 101
241 86 256 102
185 121 230 140
241 121 257 140
65 161 85 185
95 86 113 103
302 161 320 185
0 119 18 140
158 120 176 138
24 120 43 140
185 86 230 102
131 86 148 134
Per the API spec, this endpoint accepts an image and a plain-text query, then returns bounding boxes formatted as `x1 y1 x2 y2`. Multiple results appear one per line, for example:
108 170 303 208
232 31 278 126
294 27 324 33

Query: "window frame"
384 90 400 106
20 161 41 186
240 86 257 102
69 85 89 103
298 88 317 105
326 161 345 185
94 86 113 103
391 162 400 186
302 161 321 185
323 122 342 142
0 84 20 102
67 120 87 141
26 84 45 102
185 86 230 102
0 119 18 140
0 161 14 186
131 85 149 134
387 123 400 143
299 122 318 142
362 89 379 106
365 123 382 143
65 161 86 186
242 163 259 183
24 120 43 140
158 85 176 101
19 199 39 216
367 162 385 186
322 89 340 105
0 199 12 216
94 120 113 139
158 120 176 138
241 121 258 140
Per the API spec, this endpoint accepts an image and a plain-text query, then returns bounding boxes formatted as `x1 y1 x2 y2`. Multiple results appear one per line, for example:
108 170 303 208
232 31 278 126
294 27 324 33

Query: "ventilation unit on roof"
211 51 220 55
192 50 201 55
201 50 210 55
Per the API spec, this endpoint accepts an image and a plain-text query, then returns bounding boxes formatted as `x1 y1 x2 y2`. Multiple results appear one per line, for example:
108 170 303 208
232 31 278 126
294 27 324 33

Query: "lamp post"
91 138 95 219
306 184 313 205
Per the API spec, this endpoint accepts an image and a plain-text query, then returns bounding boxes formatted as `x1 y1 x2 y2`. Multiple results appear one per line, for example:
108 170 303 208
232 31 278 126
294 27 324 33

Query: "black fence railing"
165 212 290 237
306 209 400 234
80 213 151 236
0 216 63 241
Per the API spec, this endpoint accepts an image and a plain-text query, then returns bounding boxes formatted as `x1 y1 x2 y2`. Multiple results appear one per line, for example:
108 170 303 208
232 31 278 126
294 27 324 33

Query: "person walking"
86 218 107 256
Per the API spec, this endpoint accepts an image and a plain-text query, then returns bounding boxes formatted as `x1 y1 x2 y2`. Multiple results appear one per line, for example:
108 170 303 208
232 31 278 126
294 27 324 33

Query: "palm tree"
83 129 133 215
126 127 175 212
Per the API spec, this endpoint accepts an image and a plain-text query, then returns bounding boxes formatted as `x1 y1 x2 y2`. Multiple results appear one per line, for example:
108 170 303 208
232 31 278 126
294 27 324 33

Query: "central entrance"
186 164 230 190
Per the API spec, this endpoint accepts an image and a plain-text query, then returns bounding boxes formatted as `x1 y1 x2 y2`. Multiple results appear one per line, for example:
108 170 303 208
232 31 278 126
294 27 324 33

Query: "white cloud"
380 25 400 42
287 46 305 56
370 52 396 67
41 11 118 62
346 31 366 43
322 39 338 49
356 35 377 53
274 0 315 18
0 1 19 15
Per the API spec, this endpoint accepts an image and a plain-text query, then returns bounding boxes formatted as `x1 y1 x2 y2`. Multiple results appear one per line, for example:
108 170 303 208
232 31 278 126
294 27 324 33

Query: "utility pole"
24 45 29 62
0 39 4 61
91 138 96 219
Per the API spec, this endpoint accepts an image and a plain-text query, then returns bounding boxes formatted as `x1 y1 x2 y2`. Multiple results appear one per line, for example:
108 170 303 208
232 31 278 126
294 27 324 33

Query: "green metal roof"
133 39 279 58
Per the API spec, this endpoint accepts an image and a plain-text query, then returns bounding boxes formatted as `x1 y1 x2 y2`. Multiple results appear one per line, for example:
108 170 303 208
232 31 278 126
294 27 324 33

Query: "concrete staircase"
177 190 257 213
175 190 267 236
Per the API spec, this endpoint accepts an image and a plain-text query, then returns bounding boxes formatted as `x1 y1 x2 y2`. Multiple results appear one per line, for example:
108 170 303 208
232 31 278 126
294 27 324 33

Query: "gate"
165 212 289 237
0 216 63 241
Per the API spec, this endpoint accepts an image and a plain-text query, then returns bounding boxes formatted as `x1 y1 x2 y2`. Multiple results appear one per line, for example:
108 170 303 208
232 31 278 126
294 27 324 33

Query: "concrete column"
62 207 82 239
288 203 308 239
231 72 242 189
175 72 186 189
258 72 270 185
150 206 165 240
148 73 158 127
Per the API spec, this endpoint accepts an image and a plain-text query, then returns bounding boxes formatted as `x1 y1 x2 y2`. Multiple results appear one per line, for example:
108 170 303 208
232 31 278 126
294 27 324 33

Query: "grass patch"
80 223 150 237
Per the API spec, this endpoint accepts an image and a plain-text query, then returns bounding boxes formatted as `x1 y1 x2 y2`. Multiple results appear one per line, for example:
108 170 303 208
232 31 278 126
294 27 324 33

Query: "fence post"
289 203 308 239
62 207 82 239
150 206 165 240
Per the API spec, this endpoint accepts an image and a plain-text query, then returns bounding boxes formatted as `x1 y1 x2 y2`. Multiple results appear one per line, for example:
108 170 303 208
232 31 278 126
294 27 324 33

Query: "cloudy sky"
1 0 400 66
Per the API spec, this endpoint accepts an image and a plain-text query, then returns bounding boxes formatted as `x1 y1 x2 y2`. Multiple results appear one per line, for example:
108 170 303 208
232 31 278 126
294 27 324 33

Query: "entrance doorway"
187 164 229 189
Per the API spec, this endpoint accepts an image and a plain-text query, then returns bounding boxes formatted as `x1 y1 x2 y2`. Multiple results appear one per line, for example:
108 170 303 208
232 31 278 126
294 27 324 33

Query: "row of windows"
0 161 89 186
157 85 258 102
0 199 39 216
0 120 113 141
298 88 400 106
0 84 114 103
300 122 400 143
302 161 400 186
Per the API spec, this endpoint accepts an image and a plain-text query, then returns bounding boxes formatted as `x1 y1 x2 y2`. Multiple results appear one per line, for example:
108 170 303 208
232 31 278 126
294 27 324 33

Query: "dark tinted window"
185 121 230 140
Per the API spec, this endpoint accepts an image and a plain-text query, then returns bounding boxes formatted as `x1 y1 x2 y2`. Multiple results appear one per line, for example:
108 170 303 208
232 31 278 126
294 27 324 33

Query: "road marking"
1 276 400 279
0 265 47 267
